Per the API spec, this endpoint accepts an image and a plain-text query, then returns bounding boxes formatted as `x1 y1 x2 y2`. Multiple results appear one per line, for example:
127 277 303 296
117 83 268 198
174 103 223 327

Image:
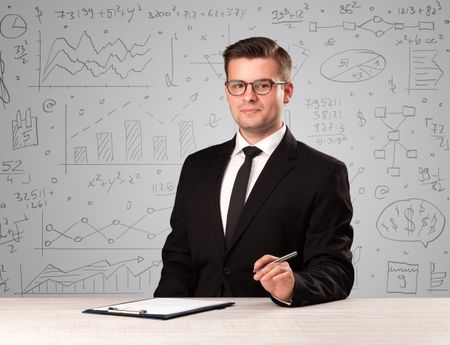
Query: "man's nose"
242 84 258 101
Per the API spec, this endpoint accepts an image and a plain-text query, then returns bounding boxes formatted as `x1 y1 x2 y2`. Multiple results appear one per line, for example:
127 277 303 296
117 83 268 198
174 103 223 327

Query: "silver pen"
253 251 298 273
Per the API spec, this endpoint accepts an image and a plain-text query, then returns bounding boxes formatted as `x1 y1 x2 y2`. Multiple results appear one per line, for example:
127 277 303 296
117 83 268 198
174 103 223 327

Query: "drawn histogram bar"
96 132 114 162
125 120 143 161
22 257 161 295
179 121 196 159
12 108 38 150
39 31 154 86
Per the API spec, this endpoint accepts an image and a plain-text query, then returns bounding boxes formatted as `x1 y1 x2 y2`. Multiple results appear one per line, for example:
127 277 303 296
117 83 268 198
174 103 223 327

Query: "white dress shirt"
220 125 286 232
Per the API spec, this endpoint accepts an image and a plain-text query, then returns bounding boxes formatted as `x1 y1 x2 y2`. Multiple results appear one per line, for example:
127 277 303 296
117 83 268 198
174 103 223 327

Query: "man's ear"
283 82 294 104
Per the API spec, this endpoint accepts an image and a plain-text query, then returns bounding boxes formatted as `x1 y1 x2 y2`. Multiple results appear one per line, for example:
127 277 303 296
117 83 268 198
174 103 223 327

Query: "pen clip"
107 307 147 315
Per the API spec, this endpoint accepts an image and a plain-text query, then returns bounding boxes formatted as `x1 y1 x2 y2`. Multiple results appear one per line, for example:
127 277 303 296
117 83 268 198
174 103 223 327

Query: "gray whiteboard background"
0 0 449 297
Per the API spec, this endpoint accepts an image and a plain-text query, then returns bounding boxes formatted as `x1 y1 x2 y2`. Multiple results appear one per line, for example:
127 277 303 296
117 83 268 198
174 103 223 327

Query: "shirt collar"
232 124 286 157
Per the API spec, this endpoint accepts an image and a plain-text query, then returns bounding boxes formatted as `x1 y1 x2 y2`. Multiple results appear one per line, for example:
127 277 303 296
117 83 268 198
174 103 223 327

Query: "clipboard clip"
107 307 147 315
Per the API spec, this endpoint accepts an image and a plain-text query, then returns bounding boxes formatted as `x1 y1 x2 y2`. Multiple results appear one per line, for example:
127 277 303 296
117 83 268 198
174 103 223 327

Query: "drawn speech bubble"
376 198 445 247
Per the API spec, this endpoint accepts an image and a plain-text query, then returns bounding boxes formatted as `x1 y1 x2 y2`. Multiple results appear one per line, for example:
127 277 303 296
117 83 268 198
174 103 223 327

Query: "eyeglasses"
225 79 288 96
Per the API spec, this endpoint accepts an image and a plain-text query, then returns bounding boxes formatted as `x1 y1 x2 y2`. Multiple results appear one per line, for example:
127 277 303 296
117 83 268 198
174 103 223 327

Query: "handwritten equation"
0 0 449 298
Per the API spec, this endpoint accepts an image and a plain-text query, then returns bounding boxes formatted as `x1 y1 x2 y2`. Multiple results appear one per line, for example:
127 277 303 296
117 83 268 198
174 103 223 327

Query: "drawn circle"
44 241 52 247
43 99 56 113
81 217 88 223
373 16 382 23
320 49 386 83
99 98 105 104
108 238 115 244
357 167 365 174
0 14 27 39
78 109 85 116
45 150 51 156
46 224 54 231
126 201 132 210
358 187 365 194
51 177 58 184
186 77 192 82
74 236 83 242
146 207 155 214
147 234 156 240
88 201 93 206
112 220 120 225
375 185 389 199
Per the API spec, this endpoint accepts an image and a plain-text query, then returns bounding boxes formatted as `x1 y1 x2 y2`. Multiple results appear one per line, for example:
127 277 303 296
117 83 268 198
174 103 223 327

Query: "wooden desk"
1 297 449 344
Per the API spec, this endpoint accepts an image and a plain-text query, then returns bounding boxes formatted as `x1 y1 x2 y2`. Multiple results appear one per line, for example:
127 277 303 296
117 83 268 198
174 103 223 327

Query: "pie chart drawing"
320 49 386 83
0 14 27 39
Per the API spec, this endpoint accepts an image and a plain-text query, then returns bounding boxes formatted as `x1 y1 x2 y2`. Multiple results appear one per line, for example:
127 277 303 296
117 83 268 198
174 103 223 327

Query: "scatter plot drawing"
22 257 161 295
43 206 172 250
0 1 448 300
373 106 417 177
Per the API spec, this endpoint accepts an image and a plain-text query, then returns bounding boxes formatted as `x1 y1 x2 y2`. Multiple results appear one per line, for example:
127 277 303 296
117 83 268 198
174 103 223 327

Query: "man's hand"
253 254 295 303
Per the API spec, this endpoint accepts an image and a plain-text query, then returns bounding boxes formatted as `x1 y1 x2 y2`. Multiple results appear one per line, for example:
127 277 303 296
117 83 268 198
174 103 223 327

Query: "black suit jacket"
154 128 354 306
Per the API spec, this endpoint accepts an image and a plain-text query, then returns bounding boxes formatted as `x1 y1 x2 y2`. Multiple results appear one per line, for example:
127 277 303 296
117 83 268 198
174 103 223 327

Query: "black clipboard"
83 298 235 320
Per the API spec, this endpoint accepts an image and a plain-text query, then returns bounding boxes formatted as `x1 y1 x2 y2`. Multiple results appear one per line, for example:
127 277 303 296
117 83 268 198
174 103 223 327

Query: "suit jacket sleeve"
285 160 354 307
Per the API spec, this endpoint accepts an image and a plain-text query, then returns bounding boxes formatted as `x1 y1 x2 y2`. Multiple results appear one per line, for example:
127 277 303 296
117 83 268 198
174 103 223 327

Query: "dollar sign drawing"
389 218 398 231
388 75 397 94
35 7 43 24
404 207 415 234
357 110 366 127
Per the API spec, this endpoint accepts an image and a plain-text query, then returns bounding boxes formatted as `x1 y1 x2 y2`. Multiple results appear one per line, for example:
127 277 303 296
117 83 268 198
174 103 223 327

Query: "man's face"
225 57 293 143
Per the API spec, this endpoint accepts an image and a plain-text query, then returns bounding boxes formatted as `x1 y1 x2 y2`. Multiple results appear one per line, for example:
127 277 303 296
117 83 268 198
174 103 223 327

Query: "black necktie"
225 146 262 247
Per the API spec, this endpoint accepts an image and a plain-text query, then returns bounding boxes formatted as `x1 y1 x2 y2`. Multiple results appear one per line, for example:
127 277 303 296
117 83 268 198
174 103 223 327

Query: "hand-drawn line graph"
320 49 385 83
373 105 417 177
408 48 444 92
37 30 154 87
310 16 435 37
41 206 172 250
21 257 161 295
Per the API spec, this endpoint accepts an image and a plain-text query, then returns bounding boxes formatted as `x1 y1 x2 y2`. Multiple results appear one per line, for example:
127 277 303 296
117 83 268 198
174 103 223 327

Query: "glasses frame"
225 78 288 96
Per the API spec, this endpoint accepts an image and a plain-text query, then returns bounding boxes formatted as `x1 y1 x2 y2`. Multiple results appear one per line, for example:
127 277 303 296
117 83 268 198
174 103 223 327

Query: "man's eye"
255 81 271 89
230 82 245 89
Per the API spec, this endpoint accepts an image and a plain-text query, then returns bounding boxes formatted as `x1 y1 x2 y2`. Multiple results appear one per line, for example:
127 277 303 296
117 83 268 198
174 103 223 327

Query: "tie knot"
242 146 262 158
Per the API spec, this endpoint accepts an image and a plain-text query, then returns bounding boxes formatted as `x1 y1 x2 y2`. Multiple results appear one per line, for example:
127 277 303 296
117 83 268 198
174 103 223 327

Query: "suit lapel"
206 138 236 255
226 129 298 251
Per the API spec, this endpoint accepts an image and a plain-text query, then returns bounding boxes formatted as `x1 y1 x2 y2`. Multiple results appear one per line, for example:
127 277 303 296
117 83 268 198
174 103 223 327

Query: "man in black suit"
154 37 354 306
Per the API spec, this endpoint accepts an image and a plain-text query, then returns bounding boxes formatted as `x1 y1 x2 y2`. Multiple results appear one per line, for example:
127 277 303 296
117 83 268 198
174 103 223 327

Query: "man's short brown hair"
223 37 292 81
